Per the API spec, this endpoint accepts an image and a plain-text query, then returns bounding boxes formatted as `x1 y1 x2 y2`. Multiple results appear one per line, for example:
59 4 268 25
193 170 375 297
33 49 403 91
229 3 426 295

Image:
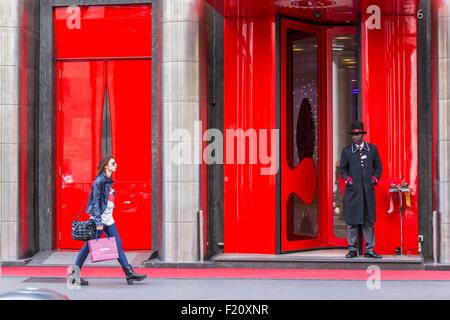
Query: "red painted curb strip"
3 267 450 281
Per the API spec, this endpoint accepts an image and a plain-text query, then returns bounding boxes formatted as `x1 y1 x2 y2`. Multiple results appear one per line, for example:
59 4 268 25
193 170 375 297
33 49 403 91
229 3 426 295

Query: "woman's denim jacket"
86 173 113 227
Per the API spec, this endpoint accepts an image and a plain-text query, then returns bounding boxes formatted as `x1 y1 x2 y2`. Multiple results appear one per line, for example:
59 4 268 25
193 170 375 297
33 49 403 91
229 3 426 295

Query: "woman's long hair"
97 154 114 176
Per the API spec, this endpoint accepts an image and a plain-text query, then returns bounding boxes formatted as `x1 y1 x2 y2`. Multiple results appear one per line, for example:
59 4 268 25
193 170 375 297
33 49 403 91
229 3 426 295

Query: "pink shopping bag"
88 236 119 263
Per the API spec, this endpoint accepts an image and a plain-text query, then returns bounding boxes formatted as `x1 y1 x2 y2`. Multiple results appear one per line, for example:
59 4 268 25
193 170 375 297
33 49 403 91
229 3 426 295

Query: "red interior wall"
223 16 277 254
361 3 419 255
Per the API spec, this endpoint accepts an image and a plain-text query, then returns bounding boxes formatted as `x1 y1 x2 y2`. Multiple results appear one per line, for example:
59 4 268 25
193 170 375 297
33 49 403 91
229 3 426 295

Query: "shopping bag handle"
94 228 111 241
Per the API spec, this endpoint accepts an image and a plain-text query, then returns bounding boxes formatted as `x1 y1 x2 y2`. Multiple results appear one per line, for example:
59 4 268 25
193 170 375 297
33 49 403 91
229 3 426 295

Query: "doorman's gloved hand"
371 176 379 186
345 176 353 185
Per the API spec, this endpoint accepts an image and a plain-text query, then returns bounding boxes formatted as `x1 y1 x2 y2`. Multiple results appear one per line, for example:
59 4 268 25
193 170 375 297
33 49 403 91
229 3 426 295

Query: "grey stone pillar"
434 0 450 263
160 0 205 262
0 0 39 261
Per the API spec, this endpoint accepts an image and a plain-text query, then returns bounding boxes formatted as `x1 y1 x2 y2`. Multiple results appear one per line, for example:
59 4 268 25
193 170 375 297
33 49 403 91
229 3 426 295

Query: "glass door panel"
331 34 359 240
286 31 319 241
281 20 323 252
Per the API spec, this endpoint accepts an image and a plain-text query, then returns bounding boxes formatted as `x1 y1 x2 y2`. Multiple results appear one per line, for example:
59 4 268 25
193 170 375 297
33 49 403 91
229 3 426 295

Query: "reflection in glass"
287 193 318 240
332 35 359 238
102 87 112 156
287 31 318 240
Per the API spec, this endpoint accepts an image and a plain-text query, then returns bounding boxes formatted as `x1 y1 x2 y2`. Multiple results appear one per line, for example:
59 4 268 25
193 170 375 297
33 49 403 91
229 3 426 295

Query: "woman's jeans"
74 223 130 269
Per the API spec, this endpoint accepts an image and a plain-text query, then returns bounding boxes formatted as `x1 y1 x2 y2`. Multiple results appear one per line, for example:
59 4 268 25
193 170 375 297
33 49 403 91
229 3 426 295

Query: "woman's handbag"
71 198 96 241
88 235 119 263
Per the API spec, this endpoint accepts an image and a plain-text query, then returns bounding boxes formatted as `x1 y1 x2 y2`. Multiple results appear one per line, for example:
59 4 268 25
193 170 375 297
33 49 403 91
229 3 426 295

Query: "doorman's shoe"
345 251 358 258
364 252 382 259
68 265 89 286
122 265 147 285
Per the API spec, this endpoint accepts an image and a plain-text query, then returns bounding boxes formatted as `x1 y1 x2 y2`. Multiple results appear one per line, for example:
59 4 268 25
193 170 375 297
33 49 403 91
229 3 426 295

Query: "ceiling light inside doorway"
334 36 352 40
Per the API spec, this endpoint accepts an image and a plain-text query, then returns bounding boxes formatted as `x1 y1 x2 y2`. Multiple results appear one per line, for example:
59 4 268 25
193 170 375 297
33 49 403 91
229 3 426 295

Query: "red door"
281 20 323 252
280 19 356 252
56 60 152 250
106 60 152 250
54 5 152 250
56 61 104 250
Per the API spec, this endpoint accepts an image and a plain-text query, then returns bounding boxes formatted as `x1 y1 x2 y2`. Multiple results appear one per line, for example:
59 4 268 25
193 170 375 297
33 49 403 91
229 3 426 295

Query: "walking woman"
69 155 147 285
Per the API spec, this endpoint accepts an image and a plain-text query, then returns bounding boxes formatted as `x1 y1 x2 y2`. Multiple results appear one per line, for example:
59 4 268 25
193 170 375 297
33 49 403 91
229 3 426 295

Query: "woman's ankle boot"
68 265 89 286
122 265 147 285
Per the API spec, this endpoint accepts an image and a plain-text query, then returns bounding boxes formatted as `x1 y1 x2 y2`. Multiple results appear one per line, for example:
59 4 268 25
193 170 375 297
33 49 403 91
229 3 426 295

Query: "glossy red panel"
361 13 418 255
107 60 152 250
54 5 151 59
56 61 105 250
223 16 277 254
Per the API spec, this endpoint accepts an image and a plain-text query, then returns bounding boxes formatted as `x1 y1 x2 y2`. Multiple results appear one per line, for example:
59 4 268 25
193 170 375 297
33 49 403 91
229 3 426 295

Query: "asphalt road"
1 277 450 300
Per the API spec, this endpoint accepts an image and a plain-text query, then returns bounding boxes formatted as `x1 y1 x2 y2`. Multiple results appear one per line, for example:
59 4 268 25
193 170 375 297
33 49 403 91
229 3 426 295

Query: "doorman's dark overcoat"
339 142 382 225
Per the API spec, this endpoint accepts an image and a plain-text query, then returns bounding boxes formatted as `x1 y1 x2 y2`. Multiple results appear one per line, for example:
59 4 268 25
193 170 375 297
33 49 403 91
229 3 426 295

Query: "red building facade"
1 0 444 265
217 0 420 256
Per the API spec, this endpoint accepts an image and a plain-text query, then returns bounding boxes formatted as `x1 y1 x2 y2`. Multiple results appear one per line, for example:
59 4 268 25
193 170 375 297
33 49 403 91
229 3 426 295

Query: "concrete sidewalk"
12 249 424 271
24 250 151 268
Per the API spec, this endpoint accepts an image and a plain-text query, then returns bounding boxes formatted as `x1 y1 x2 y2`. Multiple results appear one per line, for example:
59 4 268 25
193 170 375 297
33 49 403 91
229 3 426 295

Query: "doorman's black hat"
348 121 367 135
